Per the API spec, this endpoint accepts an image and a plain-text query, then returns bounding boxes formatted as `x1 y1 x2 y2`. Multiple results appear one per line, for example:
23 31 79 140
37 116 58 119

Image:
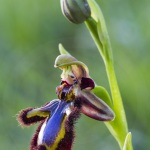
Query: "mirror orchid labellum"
17 54 115 150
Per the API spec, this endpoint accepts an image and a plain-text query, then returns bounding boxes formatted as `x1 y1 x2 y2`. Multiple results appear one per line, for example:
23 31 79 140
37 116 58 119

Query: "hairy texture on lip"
30 120 46 150
56 99 81 150
37 145 47 150
17 108 46 126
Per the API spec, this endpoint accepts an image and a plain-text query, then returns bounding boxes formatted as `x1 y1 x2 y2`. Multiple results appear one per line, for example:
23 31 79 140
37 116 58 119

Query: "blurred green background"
0 0 150 149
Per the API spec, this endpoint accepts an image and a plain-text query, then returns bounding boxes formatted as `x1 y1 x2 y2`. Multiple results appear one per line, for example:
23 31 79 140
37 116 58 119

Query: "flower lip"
40 100 70 147
18 99 75 149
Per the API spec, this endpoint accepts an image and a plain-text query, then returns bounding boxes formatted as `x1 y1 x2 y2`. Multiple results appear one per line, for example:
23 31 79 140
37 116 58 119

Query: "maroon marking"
80 77 95 90
30 120 46 150
17 108 45 126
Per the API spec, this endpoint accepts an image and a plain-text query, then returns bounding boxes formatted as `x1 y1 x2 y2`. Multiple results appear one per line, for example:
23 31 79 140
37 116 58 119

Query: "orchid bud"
60 0 91 24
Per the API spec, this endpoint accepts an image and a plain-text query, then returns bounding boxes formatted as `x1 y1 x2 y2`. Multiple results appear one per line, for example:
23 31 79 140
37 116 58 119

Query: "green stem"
105 60 128 148
85 1 133 149
85 18 128 148
85 18 105 61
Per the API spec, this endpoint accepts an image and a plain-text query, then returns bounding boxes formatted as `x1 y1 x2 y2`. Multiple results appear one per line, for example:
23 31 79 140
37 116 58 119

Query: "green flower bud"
61 0 91 24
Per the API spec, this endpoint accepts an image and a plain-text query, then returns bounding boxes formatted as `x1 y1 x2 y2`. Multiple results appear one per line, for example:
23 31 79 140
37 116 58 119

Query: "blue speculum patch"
42 100 68 146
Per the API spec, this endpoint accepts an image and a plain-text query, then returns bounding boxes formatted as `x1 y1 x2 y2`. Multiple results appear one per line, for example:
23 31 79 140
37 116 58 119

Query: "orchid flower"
17 54 115 150
55 54 115 121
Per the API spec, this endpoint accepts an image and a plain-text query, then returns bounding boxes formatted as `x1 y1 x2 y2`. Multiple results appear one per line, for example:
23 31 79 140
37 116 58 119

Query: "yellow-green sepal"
59 43 70 55
55 45 89 76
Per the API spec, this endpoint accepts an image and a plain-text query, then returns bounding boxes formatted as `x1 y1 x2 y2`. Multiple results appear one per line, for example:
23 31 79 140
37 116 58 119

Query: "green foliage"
0 0 150 150
123 132 132 150
85 1 131 149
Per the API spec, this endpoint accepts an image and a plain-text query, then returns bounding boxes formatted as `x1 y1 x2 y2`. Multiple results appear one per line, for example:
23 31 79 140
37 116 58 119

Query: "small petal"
78 90 115 121
80 77 95 90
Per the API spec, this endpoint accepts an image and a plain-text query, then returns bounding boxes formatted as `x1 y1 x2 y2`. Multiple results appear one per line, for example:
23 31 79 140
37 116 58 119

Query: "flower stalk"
85 0 133 149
